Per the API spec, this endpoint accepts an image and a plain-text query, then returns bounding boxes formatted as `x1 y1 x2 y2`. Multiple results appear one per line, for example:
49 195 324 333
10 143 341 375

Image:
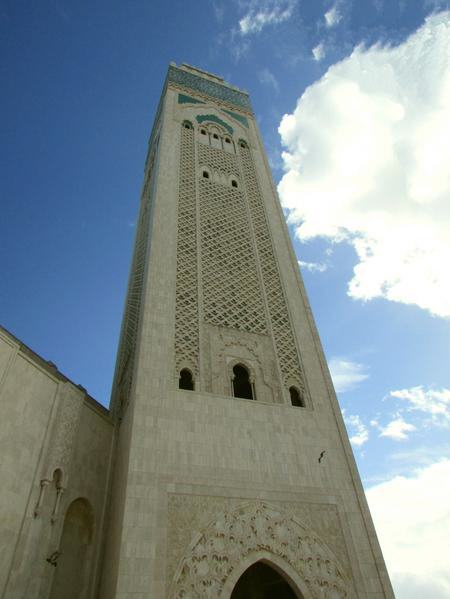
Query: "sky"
1 0 450 596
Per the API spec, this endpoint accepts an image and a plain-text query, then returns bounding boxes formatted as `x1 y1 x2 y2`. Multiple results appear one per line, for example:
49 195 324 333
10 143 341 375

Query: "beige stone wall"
0 327 114 599
102 66 393 599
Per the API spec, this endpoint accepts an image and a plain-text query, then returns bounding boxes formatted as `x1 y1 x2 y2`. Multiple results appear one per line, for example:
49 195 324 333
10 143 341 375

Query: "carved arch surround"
170 501 353 598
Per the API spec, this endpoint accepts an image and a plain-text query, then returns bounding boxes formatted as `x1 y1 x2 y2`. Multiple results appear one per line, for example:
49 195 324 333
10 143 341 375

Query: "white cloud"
298 259 327 272
213 1 225 23
390 385 450 424
344 413 369 446
324 4 342 28
328 358 369 392
373 0 384 12
312 43 326 61
259 67 280 93
278 12 450 318
379 417 416 440
239 0 296 35
366 460 450 598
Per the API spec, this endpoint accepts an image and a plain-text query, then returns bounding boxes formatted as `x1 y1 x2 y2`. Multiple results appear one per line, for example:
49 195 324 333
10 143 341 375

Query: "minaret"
101 63 393 598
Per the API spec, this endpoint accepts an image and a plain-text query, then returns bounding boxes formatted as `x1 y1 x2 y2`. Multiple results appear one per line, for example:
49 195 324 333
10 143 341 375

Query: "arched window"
224 137 231 144
231 179 238 188
200 128 207 135
202 170 210 179
179 369 194 391
212 133 219 139
232 364 254 400
289 386 305 407
182 120 193 130
238 139 248 149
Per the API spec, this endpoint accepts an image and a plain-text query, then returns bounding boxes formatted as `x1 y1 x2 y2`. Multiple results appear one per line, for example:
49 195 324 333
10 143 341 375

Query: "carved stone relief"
51 384 83 472
205 324 281 403
168 498 353 598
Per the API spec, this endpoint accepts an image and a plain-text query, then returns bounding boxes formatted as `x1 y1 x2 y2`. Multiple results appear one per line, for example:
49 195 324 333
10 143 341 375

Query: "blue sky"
1 1 450 595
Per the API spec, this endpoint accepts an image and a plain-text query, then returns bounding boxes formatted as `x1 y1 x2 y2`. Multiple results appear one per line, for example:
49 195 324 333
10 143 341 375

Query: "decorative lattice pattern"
114 138 159 412
198 142 237 175
239 145 304 390
199 146 267 334
175 126 199 373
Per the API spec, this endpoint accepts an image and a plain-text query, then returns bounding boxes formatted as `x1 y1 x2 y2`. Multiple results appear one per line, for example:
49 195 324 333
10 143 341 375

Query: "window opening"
239 140 247 148
233 364 253 400
289 386 304 407
200 128 207 135
231 179 238 188
202 170 210 179
213 133 219 139
179 369 194 391
225 137 231 144
183 121 193 129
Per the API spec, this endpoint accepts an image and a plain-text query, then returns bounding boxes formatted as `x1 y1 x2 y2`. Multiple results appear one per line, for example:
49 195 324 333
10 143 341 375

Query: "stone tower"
101 63 393 598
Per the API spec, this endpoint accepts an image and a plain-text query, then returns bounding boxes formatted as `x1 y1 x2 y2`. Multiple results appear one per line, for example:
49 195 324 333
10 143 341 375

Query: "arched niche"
49 498 94 599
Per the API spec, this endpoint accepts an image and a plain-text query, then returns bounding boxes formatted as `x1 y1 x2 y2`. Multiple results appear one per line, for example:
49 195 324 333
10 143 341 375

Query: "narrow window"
233 364 253 400
231 179 238 188
202 170 210 179
182 120 193 130
179 369 194 391
239 140 248 148
225 137 231 144
213 133 219 139
289 386 304 407
200 128 207 135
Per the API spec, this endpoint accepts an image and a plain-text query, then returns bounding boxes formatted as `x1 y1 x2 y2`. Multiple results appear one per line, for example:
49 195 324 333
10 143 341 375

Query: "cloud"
312 43 326 61
390 385 450 424
379 417 416 440
259 67 280 93
324 4 342 28
328 358 369 392
239 0 296 35
373 0 384 11
278 12 450 318
298 259 327 272
213 1 225 23
366 459 450 597
344 413 369 446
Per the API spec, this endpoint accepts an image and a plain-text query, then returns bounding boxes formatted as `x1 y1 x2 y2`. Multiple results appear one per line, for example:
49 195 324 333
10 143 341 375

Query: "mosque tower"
100 63 393 598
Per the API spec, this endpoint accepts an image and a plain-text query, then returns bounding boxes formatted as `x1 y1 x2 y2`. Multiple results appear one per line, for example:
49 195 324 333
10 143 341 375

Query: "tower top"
167 62 252 112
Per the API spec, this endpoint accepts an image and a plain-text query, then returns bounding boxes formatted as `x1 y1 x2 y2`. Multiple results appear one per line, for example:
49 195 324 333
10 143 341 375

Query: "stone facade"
0 326 114 599
0 63 394 598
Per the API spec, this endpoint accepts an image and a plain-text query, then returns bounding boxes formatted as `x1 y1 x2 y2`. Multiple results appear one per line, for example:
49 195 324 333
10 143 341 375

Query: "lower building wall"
102 387 393 599
0 328 114 599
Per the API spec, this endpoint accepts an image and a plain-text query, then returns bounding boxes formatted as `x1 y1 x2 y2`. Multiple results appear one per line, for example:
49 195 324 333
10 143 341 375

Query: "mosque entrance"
230 561 301 599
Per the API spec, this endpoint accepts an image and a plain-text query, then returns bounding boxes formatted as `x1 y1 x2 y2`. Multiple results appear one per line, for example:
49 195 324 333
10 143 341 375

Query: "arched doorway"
49 498 94 599
231 561 301 599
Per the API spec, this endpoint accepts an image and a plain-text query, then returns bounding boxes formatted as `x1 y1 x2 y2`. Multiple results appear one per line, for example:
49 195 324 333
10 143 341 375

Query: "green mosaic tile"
168 66 251 111
178 93 206 105
222 109 249 128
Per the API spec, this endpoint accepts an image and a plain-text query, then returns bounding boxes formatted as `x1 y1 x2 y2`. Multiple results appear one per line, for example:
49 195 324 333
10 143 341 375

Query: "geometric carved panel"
239 144 305 394
175 125 200 374
169 501 352 598
199 145 268 335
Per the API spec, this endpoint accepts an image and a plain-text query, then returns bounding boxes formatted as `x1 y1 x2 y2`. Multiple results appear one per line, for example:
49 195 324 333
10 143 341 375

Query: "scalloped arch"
171 501 352 598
